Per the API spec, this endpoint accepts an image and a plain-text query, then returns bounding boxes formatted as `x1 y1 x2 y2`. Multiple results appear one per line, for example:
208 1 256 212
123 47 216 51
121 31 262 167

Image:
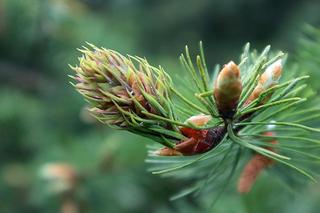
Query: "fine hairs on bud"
246 59 283 105
260 59 282 89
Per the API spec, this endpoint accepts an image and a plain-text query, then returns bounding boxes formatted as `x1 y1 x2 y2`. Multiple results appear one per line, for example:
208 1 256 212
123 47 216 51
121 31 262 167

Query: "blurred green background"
1 0 320 212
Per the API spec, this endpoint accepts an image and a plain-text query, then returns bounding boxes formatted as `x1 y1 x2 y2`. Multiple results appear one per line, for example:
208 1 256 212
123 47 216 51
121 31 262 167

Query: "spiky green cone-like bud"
70 44 173 128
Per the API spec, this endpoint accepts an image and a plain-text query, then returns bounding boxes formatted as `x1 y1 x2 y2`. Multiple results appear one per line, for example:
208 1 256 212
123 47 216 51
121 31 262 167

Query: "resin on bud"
246 59 282 105
214 61 242 118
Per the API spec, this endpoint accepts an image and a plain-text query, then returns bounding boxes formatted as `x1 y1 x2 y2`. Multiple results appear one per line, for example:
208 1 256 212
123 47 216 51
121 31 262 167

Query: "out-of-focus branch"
0 60 53 92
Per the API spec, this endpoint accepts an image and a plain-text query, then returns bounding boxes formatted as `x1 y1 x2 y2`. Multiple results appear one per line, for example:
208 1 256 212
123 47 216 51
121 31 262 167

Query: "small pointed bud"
246 59 282 105
261 59 282 88
214 61 242 118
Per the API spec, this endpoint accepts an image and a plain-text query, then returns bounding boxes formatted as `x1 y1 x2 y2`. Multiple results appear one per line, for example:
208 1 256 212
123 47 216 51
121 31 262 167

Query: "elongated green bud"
214 61 242 118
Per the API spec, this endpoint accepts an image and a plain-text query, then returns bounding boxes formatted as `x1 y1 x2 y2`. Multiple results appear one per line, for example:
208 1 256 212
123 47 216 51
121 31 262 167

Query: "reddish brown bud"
180 114 212 138
155 115 211 156
237 132 277 194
